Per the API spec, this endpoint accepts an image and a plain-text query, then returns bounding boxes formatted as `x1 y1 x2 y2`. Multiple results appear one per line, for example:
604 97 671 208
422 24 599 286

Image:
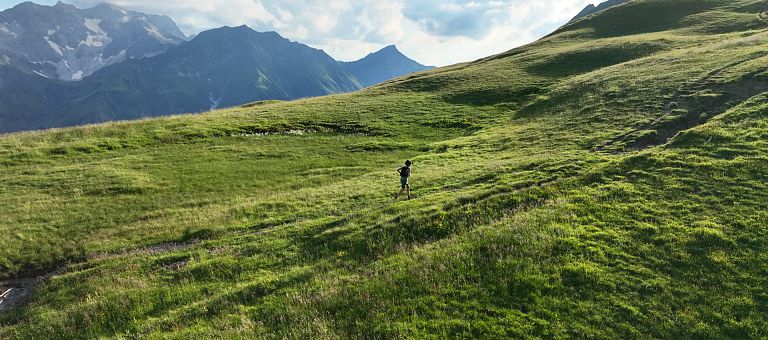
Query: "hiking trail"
0 241 195 314
0 275 55 314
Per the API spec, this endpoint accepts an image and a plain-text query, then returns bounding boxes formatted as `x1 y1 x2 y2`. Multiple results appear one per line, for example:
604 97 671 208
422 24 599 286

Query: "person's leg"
395 178 406 199
395 187 405 199
396 177 408 199
406 184 411 199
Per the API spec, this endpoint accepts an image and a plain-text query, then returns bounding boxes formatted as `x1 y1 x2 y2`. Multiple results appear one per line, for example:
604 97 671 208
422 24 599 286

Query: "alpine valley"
0 2 432 133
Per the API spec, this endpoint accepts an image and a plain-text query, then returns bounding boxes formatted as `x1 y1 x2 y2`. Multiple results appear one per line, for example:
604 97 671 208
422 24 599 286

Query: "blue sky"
0 0 600 66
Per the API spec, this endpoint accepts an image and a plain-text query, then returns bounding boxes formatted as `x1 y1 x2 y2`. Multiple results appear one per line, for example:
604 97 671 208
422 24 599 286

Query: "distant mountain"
570 0 628 23
66 26 362 121
0 25 363 133
0 1 185 81
343 45 433 87
0 63 68 131
0 4 432 133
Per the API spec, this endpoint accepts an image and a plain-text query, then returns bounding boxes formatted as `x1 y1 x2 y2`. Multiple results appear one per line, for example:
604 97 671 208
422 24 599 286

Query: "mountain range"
0 1 186 81
0 2 432 133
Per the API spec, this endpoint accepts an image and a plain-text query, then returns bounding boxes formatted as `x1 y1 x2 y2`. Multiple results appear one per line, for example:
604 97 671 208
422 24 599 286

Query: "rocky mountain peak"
0 1 187 81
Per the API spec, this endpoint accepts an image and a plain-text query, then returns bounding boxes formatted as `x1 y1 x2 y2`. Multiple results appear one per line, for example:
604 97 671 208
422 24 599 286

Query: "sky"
0 0 601 66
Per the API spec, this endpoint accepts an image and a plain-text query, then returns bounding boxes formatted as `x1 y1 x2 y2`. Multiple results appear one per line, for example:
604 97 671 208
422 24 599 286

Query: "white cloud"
51 0 598 66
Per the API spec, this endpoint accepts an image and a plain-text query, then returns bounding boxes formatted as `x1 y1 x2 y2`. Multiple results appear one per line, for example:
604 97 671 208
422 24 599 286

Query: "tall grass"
1 0 767 337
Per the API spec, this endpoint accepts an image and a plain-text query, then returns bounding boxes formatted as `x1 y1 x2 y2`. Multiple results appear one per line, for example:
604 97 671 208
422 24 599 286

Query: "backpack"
400 166 410 177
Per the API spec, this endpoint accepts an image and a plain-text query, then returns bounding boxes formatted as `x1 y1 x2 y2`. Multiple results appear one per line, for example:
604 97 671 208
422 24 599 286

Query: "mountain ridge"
0 17 432 133
0 1 186 80
0 25 364 132
569 0 629 23
0 2 433 133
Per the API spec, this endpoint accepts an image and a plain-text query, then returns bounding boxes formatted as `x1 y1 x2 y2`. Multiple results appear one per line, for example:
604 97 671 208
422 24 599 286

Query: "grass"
1 0 767 338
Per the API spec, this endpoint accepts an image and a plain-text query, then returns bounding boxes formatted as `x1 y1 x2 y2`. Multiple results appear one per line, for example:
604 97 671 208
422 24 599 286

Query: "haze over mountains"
0 2 432 133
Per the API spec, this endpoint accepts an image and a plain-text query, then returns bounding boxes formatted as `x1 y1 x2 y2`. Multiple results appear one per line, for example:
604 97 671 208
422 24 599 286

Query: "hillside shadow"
442 85 543 107
526 42 666 77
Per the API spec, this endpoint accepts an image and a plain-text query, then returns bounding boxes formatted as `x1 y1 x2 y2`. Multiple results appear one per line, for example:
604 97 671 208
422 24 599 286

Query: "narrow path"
89 242 193 261
0 242 195 315
0 277 46 314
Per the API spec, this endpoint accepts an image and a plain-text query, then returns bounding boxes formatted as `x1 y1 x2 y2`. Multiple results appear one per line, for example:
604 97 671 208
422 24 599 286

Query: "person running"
395 160 412 200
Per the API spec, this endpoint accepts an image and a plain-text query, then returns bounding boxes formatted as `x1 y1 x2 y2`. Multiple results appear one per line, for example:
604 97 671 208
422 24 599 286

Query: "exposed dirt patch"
0 278 35 313
0 242 196 314
161 260 189 271
0 268 61 315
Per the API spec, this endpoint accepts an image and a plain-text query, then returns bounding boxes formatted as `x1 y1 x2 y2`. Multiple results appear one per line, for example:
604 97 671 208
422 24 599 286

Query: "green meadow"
1 0 767 338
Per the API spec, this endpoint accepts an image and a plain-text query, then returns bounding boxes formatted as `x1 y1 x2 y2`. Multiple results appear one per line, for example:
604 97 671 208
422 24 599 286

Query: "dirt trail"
0 241 195 314
0 276 48 314
89 242 192 261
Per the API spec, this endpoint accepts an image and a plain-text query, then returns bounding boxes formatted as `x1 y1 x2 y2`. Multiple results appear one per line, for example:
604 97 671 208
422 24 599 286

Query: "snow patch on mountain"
44 36 63 55
81 33 105 47
144 23 173 43
52 48 128 80
0 25 16 37
81 18 110 47
209 92 222 110
84 18 103 34
0 2 185 81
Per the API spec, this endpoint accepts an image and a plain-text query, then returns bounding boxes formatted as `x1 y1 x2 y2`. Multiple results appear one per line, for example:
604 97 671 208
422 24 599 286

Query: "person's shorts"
400 176 410 189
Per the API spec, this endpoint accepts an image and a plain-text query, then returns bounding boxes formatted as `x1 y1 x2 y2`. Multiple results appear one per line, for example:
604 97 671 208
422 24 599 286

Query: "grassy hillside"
1 0 767 338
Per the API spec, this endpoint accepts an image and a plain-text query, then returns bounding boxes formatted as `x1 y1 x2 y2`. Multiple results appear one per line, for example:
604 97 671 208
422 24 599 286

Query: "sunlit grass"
1 0 767 337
